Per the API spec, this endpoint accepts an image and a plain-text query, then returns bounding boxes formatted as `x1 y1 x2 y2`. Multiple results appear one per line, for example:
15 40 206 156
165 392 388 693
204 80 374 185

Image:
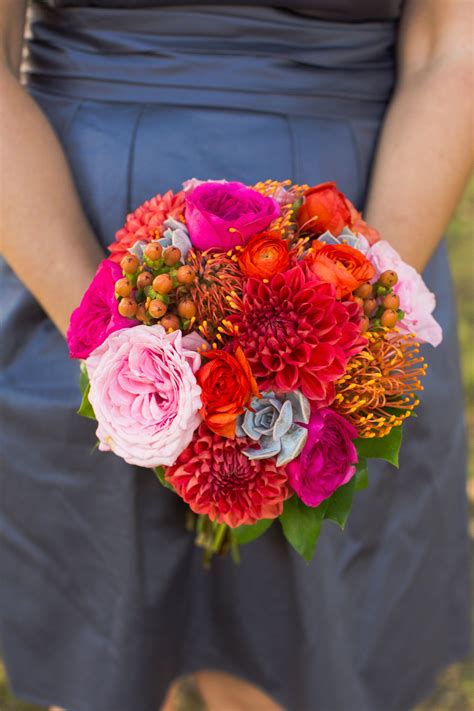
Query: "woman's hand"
364 0 473 272
0 0 103 337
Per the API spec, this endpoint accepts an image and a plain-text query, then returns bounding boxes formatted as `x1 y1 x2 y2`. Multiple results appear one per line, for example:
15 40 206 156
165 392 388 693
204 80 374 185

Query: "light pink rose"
86 325 202 468
185 181 280 251
366 240 443 347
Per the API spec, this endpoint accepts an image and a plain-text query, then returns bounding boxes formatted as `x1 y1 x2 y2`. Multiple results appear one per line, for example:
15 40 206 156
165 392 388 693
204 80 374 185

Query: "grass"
1 180 473 711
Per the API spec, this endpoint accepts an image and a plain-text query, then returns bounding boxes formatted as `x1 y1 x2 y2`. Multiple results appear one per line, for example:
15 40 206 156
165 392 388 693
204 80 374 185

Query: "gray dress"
0 2 469 711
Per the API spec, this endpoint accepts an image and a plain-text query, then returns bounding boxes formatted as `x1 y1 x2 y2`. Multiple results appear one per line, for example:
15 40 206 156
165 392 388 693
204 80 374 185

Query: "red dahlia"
231 265 365 406
165 424 289 528
109 190 186 263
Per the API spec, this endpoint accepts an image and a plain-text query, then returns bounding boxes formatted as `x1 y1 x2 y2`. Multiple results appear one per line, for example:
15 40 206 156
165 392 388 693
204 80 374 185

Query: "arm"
0 0 103 336
364 0 473 272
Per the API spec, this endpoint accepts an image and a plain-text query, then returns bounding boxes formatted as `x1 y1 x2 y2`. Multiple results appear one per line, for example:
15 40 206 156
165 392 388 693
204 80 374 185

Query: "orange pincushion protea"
334 329 427 438
185 248 244 342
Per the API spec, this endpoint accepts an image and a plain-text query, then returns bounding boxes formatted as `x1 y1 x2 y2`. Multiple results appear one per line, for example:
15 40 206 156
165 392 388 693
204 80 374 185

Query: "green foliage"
355 426 402 467
232 518 274 545
77 363 95 420
279 495 328 562
324 477 356 529
354 458 369 491
154 466 175 492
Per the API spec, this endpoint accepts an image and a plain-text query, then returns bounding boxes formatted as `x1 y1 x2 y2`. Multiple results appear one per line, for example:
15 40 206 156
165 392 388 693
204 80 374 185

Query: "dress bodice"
37 0 404 22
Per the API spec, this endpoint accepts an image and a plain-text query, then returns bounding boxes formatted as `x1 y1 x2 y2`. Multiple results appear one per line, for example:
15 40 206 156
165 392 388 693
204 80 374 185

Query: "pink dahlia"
165 424 289 528
109 190 186 263
232 265 366 406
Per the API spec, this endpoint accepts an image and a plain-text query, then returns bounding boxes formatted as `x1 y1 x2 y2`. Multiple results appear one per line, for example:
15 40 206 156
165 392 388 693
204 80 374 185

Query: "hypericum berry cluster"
353 270 403 332
115 242 197 331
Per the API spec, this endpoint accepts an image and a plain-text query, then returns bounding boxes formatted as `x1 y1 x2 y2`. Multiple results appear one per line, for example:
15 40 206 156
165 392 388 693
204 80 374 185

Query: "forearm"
365 56 472 273
0 70 103 336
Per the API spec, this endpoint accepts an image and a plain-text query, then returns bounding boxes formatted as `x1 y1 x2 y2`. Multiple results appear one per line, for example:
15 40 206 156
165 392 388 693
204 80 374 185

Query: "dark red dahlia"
109 190 186 263
165 424 289 528
231 265 365 405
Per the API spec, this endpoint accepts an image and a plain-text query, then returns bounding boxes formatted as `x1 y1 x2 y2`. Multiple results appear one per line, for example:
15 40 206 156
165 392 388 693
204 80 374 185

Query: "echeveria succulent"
236 391 310 467
317 227 369 254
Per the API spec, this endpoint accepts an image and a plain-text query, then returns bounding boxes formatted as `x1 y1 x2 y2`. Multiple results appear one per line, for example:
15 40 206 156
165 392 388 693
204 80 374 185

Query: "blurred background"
0 178 472 710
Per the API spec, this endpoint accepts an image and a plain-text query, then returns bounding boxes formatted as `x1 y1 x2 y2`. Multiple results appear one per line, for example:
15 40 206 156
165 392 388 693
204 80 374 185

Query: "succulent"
318 227 369 253
160 217 192 258
236 390 310 467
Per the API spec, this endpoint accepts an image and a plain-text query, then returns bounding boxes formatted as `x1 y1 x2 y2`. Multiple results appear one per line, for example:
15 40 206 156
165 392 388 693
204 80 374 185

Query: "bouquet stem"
187 513 238 567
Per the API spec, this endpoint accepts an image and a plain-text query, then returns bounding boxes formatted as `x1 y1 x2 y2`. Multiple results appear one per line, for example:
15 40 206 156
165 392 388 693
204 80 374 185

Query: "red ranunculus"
305 241 375 298
297 182 351 236
196 347 260 438
238 230 291 280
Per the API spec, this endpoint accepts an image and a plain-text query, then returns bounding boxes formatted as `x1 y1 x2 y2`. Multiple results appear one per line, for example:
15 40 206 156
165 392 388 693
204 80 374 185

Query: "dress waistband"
26 4 396 120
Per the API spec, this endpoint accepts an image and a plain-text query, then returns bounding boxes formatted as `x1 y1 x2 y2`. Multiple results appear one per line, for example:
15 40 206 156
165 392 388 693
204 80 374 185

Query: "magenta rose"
287 409 358 508
67 259 135 359
86 325 203 468
185 181 280 250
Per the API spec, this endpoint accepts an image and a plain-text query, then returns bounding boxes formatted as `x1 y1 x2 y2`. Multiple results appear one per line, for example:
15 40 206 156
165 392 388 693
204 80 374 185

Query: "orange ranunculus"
238 231 291 280
196 347 260 438
306 241 376 299
297 182 352 236
344 196 380 245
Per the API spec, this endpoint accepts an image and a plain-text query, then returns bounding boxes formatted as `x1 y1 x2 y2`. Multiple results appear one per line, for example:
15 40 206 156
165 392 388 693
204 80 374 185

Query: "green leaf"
77 382 96 419
77 363 95 419
154 466 175 491
232 518 274 545
324 477 355 529
355 425 402 468
279 495 328 562
354 457 369 491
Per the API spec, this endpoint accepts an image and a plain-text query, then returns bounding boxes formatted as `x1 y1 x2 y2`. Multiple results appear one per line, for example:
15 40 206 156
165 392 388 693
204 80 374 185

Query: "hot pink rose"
86 325 202 468
287 409 358 508
185 181 280 250
67 259 135 359
366 240 442 347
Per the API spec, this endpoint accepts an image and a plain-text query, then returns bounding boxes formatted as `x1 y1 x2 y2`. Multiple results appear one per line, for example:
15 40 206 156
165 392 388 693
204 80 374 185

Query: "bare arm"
0 0 103 336
365 0 473 272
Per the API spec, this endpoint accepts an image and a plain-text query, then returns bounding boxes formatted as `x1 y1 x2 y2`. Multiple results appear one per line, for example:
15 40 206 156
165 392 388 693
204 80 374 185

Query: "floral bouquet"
67 179 441 564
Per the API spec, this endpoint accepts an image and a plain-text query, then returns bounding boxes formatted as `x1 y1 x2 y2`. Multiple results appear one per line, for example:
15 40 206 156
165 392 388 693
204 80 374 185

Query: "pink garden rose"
366 241 442 347
185 181 280 250
287 409 358 508
67 259 135 359
86 325 202 468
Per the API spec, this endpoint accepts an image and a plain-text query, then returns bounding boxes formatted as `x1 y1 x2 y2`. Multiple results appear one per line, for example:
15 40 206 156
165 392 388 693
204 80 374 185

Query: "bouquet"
67 179 442 564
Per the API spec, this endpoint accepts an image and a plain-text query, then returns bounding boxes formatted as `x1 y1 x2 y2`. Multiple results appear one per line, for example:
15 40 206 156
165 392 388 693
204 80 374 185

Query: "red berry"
120 254 140 274
148 299 167 319
363 298 377 317
136 271 154 290
176 265 196 285
379 270 398 288
380 309 399 328
360 316 370 332
353 295 365 309
160 314 181 332
354 281 373 299
163 246 181 266
177 299 196 319
136 303 148 322
152 274 173 294
118 297 138 318
115 278 133 298
382 293 400 310
144 242 163 261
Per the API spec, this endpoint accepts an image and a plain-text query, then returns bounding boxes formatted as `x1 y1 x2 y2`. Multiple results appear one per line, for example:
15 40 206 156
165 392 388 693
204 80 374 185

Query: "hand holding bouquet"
68 179 441 564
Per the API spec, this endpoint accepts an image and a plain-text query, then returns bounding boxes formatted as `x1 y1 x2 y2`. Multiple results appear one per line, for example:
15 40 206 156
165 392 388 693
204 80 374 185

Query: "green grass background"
1 180 473 711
